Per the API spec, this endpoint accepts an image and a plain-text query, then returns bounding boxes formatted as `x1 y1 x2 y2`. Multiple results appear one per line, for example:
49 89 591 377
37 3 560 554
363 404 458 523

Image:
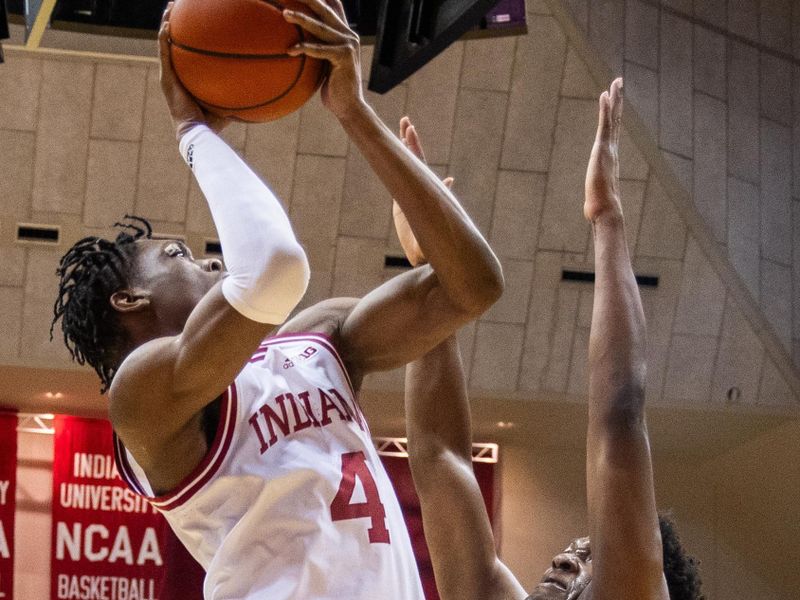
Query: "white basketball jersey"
114 332 425 600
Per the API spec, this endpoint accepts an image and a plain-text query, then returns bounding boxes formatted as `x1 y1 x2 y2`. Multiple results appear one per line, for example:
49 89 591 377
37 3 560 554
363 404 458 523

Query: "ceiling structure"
0 0 797 440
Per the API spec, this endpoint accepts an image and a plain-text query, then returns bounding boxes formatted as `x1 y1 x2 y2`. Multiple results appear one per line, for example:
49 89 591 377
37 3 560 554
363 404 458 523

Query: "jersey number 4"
330 451 390 543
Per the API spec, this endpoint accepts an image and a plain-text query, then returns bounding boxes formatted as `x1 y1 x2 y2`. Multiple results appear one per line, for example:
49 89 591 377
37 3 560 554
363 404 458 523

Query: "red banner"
0 412 17 599
51 416 168 600
381 455 496 600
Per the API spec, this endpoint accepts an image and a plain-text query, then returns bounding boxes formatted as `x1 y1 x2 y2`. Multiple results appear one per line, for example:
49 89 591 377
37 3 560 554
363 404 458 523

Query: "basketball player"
398 79 703 600
50 1 503 598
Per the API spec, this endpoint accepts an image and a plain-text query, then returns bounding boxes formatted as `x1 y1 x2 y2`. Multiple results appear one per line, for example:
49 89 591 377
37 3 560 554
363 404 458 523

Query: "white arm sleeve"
179 125 309 324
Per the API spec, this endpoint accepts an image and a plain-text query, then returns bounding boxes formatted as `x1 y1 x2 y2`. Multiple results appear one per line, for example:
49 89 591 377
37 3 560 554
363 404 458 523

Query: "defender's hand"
584 78 623 224
284 0 365 120
392 117 454 267
158 3 229 140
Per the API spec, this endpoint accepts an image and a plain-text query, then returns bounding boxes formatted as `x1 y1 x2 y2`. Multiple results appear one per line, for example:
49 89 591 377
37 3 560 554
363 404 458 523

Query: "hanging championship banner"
50 416 165 600
0 412 17 599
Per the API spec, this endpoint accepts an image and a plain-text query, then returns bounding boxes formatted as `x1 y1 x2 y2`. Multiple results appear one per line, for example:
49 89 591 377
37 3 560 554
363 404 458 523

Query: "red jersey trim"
113 383 239 512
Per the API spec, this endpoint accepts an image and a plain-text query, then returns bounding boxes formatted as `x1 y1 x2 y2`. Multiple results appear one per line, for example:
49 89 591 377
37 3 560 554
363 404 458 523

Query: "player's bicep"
338 266 473 376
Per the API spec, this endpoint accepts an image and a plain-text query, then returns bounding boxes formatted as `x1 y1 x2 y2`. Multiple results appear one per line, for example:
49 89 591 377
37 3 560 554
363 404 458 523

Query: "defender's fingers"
597 90 611 142
321 0 348 22
399 116 412 141
609 77 623 144
287 42 351 63
405 125 426 162
289 0 347 31
283 9 347 43
443 177 454 189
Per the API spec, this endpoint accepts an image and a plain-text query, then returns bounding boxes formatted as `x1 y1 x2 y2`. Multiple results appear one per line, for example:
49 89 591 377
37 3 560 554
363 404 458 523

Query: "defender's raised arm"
584 78 669 600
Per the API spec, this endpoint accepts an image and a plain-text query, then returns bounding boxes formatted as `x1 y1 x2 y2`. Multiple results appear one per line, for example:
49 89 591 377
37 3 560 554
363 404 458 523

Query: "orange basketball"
169 0 326 123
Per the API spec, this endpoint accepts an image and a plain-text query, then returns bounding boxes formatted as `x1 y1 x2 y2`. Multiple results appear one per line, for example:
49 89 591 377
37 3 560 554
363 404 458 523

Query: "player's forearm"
180 126 309 324
339 104 503 315
587 218 647 420
405 336 472 465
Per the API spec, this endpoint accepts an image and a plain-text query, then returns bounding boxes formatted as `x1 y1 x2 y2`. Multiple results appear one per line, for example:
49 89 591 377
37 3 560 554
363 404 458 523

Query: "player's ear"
110 289 151 313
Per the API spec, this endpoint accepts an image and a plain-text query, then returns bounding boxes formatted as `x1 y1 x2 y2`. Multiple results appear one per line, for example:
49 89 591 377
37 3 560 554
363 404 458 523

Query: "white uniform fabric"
179 125 309 325
114 332 424 600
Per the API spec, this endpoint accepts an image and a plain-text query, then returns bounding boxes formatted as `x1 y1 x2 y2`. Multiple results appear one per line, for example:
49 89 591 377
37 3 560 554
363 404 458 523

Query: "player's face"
131 239 225 331
527 537 593 600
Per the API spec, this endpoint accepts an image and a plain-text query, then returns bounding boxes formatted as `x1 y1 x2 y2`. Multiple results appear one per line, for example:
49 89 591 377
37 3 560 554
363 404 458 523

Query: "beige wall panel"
520 251 563 391
693 26 727 100
759 119 792 265
501 16 566 172
0 55 42 132
404 43 463 166
658 13 693 158
636 177 688 260
470 322 524 391
0 129 36 219
673 239 726 337
135 141 190 223
331 236 386 298
83 140 139 228
637 258 682 403
483 258 535 324
726 41 760 185
244 112 301 207
760 260 792 351
624 0 658 69
663 333 717 403
489 170 546 260
759 54 792 127
711 298 764 405
32 61 94 214
460 37 516 92
448 88 507 234
623 61 659 140
90 62 147 142
541 285 580 393
728 0 759 42
587 0 624 76
692 93 727 244
297 93 349 157
538 99 594 253
0 287 23 361
726 177 761 300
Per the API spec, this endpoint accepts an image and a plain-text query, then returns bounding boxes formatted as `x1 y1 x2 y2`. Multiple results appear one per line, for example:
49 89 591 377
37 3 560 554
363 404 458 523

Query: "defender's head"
527 536 592 600
51 216 223 392
526 514 703 600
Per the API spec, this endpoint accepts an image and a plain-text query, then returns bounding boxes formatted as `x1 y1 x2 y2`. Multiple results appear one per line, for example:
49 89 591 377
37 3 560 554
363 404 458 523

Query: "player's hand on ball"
393 117 454 267
159 2 229 139
283 0 364 120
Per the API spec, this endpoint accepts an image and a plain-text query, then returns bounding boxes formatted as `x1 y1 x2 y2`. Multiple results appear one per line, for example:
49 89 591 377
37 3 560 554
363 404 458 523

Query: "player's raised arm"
387 125 524 600
284 0 503 380
405 337 525 600
107 6 309 469
584 79 669 600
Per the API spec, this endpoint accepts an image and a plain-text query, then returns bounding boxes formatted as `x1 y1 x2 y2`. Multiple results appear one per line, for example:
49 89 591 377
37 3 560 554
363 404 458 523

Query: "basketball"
168 0 326 123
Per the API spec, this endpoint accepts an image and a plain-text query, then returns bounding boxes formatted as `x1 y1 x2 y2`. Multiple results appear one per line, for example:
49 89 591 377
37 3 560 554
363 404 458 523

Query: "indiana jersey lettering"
113 333 424 600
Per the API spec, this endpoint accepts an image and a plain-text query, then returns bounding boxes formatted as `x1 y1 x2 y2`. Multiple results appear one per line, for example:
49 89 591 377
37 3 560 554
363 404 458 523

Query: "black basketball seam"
170 39 291 60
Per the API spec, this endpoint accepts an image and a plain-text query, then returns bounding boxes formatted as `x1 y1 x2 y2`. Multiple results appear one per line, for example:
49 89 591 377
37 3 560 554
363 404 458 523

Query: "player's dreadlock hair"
51 216 153 393
659 512 704 600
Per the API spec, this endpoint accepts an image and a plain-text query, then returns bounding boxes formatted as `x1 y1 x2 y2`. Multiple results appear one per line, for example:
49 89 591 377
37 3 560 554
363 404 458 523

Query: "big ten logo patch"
282 346 318 369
